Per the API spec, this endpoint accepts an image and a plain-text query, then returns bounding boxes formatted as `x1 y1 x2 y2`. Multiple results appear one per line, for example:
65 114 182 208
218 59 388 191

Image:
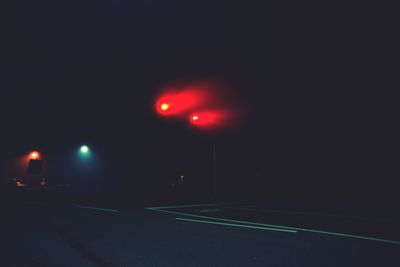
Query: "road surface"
1 202 399 266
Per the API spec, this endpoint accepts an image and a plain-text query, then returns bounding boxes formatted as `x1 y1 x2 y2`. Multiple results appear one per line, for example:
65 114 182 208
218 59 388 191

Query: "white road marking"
148 206 400 245
146 202 230 210
176 217 297 233
229 206 399 223
74 205 118 213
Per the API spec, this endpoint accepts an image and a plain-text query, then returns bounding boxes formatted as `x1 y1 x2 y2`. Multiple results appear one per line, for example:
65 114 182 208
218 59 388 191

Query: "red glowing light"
189 110 231 128
29 151 40 160
16 181 26 187
155 89 212 116
155 82 245 131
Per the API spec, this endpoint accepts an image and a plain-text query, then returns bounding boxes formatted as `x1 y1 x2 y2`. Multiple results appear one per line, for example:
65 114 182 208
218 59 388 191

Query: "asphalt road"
1 202 400 267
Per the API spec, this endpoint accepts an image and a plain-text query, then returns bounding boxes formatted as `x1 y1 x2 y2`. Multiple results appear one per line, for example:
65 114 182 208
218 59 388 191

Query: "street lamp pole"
212 137 217 198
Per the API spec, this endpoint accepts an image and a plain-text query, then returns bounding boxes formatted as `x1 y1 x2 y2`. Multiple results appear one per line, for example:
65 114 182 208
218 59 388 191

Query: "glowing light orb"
160 103 169 111
189 110 233 130
80 145 89 153
155 88 212 116
29 151 40 160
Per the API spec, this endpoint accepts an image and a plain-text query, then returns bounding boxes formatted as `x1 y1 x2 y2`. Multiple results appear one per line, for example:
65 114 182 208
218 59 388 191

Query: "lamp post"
155 94 227 198
191 113 218 198
212 137 217 198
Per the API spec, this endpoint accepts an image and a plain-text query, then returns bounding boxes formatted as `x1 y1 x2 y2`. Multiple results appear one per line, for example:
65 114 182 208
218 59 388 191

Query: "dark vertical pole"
212 137 217 198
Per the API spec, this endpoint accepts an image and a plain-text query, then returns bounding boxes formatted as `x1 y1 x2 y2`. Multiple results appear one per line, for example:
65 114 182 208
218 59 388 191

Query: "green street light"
80 145 89 154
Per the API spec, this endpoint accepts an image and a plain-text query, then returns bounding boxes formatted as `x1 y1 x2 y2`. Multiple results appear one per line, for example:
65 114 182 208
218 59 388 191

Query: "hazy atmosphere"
1 1 398 266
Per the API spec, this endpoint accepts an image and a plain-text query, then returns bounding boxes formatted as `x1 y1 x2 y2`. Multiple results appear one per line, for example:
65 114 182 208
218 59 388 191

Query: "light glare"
161 103 169 111
29 151 40 160
80 145 89 153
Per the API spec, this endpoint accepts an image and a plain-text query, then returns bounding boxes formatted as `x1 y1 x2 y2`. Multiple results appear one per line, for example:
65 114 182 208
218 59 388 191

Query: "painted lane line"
176 217 297 233
146 202 230 210
227 206 399 223
146 208 296 230
74 205 118 213
301 229 400 245
148 208 400 245
194 208 221 213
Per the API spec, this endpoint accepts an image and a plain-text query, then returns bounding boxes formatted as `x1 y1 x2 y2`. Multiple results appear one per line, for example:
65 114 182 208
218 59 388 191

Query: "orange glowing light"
29 151 40 160
192 115 199 121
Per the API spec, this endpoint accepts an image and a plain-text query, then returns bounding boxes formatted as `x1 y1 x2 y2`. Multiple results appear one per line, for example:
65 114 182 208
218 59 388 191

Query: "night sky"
1 1 397 200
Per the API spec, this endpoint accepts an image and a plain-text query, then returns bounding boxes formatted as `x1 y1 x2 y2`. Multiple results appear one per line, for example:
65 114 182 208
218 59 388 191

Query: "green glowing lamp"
80 145 89 154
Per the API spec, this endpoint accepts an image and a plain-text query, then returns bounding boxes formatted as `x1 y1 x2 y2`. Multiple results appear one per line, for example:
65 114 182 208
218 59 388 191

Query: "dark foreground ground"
1 192 399 267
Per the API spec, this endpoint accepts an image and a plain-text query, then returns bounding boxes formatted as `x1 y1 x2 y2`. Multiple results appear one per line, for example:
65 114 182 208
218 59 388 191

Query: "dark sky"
1 1 397 198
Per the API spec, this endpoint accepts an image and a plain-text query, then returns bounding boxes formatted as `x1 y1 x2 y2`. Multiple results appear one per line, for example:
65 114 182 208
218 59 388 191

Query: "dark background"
1 1 397 202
